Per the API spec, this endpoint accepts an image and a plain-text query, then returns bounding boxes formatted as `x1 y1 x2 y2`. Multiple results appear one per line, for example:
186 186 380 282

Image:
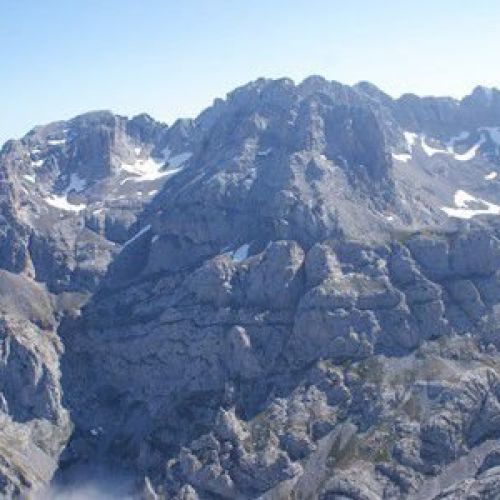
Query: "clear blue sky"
1 0 500 145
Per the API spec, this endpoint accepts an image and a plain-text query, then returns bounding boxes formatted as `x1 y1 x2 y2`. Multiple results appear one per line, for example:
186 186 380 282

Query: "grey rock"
0 76 500 499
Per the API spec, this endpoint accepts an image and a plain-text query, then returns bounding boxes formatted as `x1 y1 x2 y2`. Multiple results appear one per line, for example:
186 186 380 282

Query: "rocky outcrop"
0 110 182 294
1 76 500 497
57 223 500 499
0 272 71 497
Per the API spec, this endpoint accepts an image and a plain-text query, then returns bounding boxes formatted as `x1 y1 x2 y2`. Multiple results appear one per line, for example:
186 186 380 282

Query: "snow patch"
421 137 447 157
23 174 36 183
123 224 152 247
421 132 485 161
257 148 272 157
47 138 66 146
392 153 412 163
120 150 188 183
451 135 485 162
485 171 498 180
404 131 418 149
441 190 500 219
232 243 250 262
44 195 86 212
120 158 167 183
393 131 418 163
31 159 44 168
43 173 87 212
166 151 192 168
67 173 87 193
454 190 476 208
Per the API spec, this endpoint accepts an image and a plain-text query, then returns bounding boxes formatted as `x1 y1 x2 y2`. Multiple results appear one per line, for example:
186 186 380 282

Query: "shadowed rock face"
0 77 500 498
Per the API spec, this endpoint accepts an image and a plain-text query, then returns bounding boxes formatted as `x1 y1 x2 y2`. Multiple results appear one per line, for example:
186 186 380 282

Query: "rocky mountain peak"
0 76 500 499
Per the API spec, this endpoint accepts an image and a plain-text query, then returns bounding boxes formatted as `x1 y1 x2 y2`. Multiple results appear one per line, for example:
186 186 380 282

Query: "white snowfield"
121 157 168 182
392 132 418 162
31 159 44 168
44 173 87 212
397 128 500 164
441 190 500 219
44 195 86 212
485 171 498 180
47 138 66 146
421 134 485 161
120 150 192 184
392 153 412 163
421 137 447 157
451 135 486 162
404 131 418 148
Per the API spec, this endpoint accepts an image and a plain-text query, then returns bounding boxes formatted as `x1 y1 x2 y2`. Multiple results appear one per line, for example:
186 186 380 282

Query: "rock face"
0 272 71 496
60 227 500 499
0 76 500 498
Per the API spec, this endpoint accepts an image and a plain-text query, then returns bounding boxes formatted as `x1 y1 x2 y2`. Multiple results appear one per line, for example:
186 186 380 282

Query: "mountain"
0 76 499 499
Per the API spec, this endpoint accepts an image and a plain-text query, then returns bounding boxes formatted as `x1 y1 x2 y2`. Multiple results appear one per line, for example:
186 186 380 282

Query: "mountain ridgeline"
0 76 500 499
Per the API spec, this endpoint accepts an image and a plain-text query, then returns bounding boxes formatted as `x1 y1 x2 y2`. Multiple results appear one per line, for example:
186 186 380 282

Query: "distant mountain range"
0 76 499 499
